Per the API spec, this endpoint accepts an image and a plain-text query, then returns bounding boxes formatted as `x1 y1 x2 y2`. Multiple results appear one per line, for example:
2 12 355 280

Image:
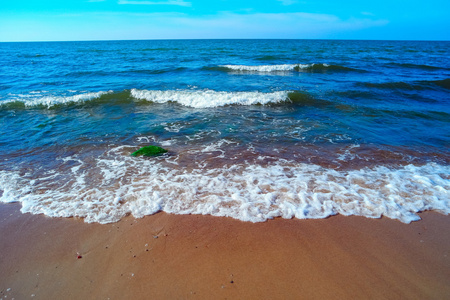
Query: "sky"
0 0 449 42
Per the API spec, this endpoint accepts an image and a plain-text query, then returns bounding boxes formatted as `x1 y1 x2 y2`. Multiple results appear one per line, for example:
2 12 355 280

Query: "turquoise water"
0 40 449 223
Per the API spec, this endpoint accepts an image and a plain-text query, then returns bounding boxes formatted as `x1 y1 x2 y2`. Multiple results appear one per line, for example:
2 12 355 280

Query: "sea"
0 39 449 224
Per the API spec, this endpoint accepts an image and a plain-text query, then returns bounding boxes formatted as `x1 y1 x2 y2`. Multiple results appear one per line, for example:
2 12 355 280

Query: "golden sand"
0 203 449 299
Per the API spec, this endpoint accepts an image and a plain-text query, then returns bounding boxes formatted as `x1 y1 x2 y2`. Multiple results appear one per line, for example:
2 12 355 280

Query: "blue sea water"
0 39 449 223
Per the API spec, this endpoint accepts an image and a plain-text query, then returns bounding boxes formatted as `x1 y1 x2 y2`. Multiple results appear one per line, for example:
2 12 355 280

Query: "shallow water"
0 39 449 223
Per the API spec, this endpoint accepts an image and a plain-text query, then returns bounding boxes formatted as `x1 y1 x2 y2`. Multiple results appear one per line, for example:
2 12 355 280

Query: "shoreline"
1 203 449 299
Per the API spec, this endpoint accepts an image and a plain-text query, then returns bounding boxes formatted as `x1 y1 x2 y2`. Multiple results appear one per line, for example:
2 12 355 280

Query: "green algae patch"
131 145 168 157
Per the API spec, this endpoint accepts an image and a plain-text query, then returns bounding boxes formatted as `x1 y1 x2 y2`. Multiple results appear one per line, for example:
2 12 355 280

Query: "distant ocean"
0 39 449 223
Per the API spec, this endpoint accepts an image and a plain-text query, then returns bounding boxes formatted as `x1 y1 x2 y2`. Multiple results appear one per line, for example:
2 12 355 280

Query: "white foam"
2 91 111 108
1 147 449 224
130 89 290 108
219 64 328 72
162 122 184 133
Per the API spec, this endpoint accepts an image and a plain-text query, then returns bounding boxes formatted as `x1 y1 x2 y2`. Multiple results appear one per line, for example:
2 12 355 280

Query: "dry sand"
0 202 449 299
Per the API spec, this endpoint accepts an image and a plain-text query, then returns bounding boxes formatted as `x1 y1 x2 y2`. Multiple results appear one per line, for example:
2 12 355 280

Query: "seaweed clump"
131 145 168 157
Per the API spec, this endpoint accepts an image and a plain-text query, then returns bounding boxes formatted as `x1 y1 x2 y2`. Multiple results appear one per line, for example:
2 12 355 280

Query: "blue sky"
1 0 449 41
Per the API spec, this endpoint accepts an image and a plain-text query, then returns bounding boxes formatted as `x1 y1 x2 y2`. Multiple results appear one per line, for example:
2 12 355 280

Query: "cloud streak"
118 0 191 6
158 12 389 39
277 0 298 5
0 11 389 41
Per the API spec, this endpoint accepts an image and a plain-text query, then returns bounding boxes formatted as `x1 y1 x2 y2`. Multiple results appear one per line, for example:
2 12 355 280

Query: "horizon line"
1 37 450 43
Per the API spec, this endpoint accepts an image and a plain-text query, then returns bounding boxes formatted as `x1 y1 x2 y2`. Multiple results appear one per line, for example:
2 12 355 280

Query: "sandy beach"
0 203 449 299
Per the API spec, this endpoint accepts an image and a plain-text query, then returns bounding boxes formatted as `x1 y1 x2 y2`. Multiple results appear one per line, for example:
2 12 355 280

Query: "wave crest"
0 91 112 109
1 90 315 110
217 63 360 73
130 89 290 108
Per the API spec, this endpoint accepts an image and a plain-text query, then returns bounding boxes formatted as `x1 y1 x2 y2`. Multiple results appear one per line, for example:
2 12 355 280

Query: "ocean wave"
362 81 425 90
1 89 317 110
135 47 182 52
121 67 187 75
433 78 450 90
130 89 291 108
0 91 112 109
1 148 449 224
390 63 449 71
215 63 361 73
362 78 450 91
256 55 284 61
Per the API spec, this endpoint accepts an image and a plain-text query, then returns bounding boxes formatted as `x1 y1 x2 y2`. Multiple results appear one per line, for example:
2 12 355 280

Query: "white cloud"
156 12 389 39
277 0 298 5
0 11 389 41
118 0 191 6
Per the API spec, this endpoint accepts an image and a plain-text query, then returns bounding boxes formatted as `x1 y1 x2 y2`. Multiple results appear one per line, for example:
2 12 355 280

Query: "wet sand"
0 202 449 299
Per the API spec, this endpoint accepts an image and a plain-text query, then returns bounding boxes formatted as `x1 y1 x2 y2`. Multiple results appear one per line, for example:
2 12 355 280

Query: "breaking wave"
0 90 322 110
0 91 112 109
215 63 361 73
0 147 449 224
130 89 292 108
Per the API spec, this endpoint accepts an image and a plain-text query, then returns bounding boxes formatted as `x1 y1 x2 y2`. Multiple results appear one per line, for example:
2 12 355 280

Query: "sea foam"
1 91 111 108
219 64 316 72
1 146 448 224
130 89 290 108
218 63 359 73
